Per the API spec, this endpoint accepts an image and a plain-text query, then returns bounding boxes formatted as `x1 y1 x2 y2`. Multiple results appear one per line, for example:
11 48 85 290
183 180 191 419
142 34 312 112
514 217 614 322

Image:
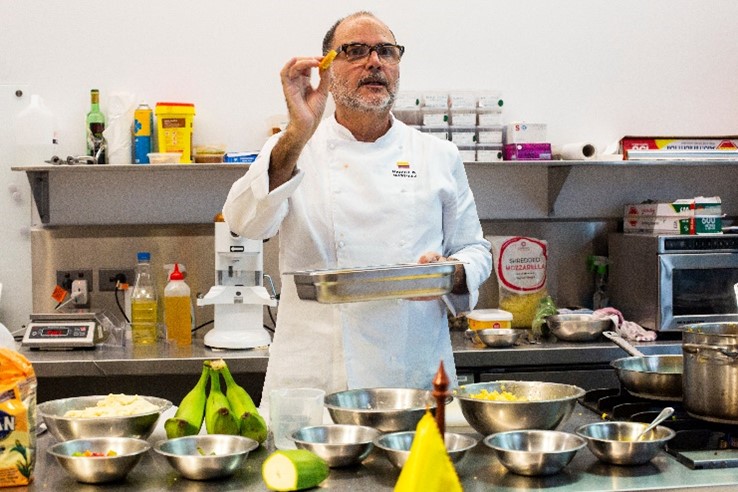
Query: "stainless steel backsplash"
30 220 616 334
30 224 282 337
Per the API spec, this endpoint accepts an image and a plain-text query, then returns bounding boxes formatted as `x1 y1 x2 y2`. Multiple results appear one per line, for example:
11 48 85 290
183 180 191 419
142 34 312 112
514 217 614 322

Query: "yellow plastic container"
155 102 195 163
467 309 513 330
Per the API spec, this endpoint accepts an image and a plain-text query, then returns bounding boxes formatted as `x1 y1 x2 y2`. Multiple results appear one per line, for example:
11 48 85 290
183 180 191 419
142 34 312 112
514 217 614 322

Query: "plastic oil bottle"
131 251 158 345
164 263 192 346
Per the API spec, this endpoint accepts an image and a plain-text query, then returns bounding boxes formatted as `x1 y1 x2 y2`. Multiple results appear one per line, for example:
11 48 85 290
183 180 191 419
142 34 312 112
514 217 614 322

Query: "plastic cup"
269 388 325 450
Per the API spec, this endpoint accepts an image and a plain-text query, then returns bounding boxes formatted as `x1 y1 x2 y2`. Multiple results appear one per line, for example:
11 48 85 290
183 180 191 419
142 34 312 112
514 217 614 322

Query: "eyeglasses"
336 43 405 65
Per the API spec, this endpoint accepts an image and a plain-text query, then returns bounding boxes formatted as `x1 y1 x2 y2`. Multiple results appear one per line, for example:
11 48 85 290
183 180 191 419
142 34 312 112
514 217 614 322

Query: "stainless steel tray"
286 261 461 303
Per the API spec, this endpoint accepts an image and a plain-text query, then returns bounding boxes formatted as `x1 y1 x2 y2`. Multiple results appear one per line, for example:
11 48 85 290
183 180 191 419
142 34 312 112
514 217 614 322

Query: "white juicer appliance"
197 216 276 349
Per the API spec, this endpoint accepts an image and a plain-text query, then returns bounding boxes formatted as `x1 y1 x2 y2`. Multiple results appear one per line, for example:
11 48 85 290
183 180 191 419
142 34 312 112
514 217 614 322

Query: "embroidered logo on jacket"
392 161 416 178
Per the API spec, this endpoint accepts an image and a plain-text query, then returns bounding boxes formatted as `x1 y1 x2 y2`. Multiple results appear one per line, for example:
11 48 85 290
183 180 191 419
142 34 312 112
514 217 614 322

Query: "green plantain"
210 358 268 443
205 366 240 435
164 362 209 439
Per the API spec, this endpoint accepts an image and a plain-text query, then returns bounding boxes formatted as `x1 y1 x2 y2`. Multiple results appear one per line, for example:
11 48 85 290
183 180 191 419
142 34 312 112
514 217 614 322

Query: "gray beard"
330 76 400 113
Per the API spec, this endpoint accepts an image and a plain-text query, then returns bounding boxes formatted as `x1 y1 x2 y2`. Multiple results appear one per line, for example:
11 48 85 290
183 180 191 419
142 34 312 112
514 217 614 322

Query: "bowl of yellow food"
38 394 172 441
454 381 585 435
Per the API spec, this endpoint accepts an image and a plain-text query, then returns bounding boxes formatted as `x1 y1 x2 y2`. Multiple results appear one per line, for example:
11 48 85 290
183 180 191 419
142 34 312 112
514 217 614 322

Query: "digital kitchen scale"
22 312 105 350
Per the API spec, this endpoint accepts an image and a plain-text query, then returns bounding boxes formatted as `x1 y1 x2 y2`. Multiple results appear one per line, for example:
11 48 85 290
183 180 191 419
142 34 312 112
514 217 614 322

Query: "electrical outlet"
56 270 93 292
99 268 135 292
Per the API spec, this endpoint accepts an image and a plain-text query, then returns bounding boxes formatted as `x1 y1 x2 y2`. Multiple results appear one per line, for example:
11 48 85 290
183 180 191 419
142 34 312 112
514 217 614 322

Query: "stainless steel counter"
19 404 738 491
18 331 684 404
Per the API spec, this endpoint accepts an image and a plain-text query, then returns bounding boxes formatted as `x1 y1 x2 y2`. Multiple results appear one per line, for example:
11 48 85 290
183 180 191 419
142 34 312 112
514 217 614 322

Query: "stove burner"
580 387 738 469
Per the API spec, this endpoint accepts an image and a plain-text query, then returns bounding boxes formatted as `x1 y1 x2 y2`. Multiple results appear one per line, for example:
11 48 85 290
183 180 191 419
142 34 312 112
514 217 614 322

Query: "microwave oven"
608 233 738 331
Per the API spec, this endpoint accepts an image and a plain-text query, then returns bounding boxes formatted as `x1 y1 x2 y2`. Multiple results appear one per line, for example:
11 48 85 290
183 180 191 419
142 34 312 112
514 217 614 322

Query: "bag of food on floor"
490 236 549 330
0 349 37 487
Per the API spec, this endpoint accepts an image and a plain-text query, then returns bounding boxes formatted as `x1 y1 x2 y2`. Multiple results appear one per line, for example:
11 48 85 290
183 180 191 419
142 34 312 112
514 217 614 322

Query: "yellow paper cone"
394 410 462 492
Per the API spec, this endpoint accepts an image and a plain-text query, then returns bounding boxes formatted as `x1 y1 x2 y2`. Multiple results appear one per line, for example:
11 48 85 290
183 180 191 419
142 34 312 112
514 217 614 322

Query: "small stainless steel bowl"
290 424 380 467
47 437 150 484
154 434 259 480
38 395 172 441
575 421 676 465
374 431 478 469
467 329 526 348
454 381 585 435
484 430 585 476
324 387 450 433
546 314 611 342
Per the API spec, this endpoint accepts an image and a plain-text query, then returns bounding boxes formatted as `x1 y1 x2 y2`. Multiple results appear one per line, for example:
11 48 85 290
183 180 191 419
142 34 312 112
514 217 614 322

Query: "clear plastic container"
164 263 192 346
131 251 158 345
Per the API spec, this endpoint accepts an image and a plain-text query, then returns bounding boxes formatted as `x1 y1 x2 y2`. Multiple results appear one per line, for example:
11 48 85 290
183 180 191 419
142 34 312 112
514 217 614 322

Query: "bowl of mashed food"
38 394 172 441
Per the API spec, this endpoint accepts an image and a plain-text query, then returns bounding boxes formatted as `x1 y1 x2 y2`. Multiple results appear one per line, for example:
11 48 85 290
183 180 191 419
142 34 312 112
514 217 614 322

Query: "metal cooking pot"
603 331 683 401
682 322 738 424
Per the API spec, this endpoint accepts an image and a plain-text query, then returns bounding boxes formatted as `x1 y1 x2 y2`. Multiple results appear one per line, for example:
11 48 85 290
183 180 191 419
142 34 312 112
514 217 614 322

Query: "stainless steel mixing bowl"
373 431 478 469
484 430 586 476
547 314 612 342
575 421 675 465
38 395 172 441
324 387 450 433
290 424 380 468
154 434 259 480
47 437 150 484
454 381 585 435
467 329 526 347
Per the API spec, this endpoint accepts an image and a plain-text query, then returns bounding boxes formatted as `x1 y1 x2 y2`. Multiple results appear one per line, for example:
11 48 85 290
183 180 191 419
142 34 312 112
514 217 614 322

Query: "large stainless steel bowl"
373 431 478 469
484 430 586 476
47 437 150 484
575 421 675 465
154 434 259 480
547 314 611 342
38 395 172 441
324 388 450 433
290 424 380 468
454 381 585 435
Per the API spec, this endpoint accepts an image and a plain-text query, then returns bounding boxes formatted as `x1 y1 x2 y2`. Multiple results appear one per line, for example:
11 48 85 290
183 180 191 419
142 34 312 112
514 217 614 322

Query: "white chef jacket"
223 115 492 397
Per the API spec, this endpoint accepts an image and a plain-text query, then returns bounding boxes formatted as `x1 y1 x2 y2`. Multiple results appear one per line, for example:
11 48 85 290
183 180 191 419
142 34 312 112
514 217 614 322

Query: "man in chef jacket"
223 11 492 398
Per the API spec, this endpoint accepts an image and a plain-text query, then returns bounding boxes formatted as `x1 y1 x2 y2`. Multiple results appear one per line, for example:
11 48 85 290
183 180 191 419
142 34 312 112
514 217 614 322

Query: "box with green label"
624 215 722 235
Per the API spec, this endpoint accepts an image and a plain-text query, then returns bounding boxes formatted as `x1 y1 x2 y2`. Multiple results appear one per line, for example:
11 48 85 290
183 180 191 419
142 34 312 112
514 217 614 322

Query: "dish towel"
593 307 657 342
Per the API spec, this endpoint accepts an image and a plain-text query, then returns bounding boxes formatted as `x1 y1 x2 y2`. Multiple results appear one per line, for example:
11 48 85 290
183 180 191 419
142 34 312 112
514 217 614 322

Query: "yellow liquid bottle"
164 263 192 346
131 298 158 345
131 251 158 345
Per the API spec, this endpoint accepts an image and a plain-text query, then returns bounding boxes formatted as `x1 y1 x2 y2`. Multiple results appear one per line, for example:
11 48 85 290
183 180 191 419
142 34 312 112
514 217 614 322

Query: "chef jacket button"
338 241 345 248
399 240 406 247
329 143 336 149
334 188 341 194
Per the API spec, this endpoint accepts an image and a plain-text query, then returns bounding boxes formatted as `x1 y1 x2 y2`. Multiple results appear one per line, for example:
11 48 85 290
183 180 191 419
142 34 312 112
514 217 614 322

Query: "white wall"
2 0 738 331
2 0 738 155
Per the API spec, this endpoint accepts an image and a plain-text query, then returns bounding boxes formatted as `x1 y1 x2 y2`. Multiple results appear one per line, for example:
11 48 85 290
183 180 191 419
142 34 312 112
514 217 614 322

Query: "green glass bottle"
86 89 106 163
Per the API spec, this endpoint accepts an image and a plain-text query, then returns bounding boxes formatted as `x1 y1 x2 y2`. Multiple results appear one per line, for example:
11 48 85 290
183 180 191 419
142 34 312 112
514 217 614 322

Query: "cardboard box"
504 123 547 144
624 216 723 235
503 143 552 161
624 197 722 217
620 135 738 159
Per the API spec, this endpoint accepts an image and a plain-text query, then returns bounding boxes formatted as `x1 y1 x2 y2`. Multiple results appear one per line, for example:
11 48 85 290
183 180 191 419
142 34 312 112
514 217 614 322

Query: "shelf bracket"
24 170 49 224
547 165 571 216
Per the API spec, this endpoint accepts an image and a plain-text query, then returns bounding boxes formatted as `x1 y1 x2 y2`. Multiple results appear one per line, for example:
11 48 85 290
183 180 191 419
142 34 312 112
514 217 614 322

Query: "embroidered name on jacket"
392 161 417 178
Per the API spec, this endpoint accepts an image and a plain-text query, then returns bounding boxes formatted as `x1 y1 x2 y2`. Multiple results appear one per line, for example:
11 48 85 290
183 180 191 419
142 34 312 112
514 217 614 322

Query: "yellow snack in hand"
319 50 337 70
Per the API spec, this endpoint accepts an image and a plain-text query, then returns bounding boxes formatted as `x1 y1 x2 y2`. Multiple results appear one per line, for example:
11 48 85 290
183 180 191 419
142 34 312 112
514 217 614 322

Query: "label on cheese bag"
491 236 548 329
0 349 36 487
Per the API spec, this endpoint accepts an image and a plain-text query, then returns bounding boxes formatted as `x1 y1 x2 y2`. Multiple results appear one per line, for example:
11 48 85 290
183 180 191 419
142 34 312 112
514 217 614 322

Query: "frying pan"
603 331 683 401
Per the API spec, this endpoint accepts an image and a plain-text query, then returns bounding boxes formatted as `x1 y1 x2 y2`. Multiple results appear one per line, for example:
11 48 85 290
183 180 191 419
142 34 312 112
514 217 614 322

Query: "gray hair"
322 11 397 54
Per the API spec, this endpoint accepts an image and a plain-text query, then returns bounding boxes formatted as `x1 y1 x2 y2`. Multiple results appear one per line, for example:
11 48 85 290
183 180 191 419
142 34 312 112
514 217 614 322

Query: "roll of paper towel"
553 142 597 161
103 92 136 164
